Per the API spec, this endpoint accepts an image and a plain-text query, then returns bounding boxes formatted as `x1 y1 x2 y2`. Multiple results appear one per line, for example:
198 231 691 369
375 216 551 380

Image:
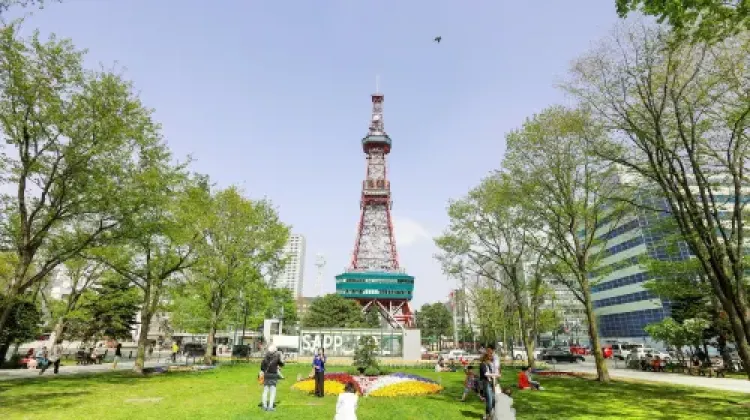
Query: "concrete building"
274 234 306 299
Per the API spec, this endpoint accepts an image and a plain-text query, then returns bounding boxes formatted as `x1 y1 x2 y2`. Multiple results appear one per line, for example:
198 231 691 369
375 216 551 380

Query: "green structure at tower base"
335 270 414 301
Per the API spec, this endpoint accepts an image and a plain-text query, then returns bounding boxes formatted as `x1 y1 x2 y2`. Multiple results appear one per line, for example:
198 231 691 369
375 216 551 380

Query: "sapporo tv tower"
335 89 415 330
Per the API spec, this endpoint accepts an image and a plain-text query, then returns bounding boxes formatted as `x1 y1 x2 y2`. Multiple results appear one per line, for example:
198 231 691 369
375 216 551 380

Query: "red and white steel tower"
335 91 415 329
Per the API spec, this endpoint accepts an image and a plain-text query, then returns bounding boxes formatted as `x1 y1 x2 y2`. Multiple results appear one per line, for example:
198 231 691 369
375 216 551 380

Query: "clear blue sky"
12 0 621 307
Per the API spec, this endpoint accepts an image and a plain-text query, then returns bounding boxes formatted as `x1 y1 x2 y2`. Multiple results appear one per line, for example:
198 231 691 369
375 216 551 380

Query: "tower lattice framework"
335 92 415 330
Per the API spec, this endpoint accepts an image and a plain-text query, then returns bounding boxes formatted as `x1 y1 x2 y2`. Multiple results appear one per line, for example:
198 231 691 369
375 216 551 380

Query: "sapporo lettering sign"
298 330 403 357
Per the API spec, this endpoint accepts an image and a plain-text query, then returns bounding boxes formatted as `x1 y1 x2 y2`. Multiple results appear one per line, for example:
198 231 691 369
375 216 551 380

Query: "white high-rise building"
274 234 306 299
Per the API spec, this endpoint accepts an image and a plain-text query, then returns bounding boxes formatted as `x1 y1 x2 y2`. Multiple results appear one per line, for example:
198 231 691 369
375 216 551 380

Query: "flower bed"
291 379 345 395
368 381 443 397
291 372 442 397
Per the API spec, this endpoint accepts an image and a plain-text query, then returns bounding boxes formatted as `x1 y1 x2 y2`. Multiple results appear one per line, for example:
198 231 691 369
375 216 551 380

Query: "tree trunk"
719 299 750 378
133 306 154 374
582 288 609 382
204 312 218 366
134 282 159 374
51 318 66 344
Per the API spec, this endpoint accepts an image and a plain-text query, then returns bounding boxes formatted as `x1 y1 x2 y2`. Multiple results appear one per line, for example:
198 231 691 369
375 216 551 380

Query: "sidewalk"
0 361 168 381
562 361 750 394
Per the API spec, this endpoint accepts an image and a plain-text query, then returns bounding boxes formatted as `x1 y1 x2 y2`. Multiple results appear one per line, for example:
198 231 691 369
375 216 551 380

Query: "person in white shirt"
493 384 516 420
334 382 359 420
45 339 64 375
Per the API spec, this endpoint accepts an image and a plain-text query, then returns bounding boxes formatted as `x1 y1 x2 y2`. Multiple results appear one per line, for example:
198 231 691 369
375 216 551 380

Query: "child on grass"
461 366 483 401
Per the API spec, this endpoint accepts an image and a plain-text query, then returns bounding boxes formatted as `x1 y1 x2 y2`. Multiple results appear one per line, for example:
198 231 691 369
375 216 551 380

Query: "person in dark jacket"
260 345 284 411
313 347 327 397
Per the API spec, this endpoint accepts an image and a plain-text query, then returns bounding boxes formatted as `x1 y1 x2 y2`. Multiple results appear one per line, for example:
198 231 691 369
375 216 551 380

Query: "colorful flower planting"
368 381 443 397
291 379 345 395
291 371 442 397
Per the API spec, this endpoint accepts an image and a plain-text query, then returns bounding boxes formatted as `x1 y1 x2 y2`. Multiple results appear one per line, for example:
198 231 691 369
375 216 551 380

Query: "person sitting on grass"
518 366 543 391
460 366 483 402
334 382 359 420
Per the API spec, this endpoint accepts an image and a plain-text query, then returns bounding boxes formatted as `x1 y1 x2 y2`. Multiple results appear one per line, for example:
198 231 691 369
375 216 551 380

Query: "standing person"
171 341 179 363
47 339 64 375
479 350 499 420
259 344 284 412
334 382 359 420
113 343 122 369
313 348 327 397
488 345 501 379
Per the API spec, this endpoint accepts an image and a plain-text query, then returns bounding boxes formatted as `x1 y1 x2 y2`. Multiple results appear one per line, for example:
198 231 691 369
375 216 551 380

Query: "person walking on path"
313 348 327 397
259 344 284 412
113 343 122 369
46 339 64 375
171 342 179 363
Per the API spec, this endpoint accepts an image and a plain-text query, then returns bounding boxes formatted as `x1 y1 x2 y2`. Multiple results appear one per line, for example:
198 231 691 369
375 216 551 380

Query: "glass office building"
591 196 688 343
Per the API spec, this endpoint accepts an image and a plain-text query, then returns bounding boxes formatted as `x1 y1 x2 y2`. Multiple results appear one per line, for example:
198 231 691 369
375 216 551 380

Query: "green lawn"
1 363 748 419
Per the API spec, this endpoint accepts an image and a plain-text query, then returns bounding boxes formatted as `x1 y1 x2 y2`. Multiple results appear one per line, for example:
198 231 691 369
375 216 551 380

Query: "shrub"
353 336 379 372
364 366 380 376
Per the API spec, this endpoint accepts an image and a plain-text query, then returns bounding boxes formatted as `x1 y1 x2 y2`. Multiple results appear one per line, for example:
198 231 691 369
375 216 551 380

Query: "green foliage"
302 294 372 328
77 275 139 340
0 0 52 16
0 295 41 344
416 303 453 340
615 0 750 42
645 317 709 353
353 335 379 373
263 288 299 328
0 22 178 343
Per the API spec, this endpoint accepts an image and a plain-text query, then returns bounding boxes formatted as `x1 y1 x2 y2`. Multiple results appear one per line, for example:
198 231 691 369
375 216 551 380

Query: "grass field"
1 363 748 419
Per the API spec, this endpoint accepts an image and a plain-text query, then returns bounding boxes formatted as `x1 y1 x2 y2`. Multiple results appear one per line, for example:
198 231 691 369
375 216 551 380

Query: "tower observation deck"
335 92 415 330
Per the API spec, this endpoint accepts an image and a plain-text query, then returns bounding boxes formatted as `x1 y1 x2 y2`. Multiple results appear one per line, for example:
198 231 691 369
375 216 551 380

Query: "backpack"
261 352 278 374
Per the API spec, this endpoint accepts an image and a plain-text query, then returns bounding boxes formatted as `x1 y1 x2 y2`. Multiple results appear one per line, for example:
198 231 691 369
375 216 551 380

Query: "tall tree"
92 175 208 373
47 258 106 342
302 294 372 328
503 106 624 381
77 274 139 341
435 175 547 366
263 288 299 331
566 24 750 378
0 295 40 357
0 23 170 344
616 0 750 42
416 303 453 350
187 187 289 365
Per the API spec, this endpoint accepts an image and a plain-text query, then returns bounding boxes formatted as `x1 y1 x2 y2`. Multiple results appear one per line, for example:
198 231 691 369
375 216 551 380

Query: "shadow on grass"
0 370 203 416
0 390 90 412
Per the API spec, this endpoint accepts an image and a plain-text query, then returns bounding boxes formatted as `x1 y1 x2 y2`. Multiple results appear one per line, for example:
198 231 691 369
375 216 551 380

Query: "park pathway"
0 361 167 381
557 360 750 394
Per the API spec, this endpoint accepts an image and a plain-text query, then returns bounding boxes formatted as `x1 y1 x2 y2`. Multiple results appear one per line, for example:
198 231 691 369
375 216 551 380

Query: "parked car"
626 347 670 363
541 349 585 363
569 345 589 356
445 350 480 362
183 343 206 357
610 342 633 360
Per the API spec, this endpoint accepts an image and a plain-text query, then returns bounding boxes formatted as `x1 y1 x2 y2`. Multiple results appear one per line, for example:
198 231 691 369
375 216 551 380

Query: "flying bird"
434 36 441 43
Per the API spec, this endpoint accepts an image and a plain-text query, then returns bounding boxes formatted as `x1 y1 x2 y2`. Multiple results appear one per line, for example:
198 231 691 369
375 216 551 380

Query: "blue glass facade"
592 196 681 340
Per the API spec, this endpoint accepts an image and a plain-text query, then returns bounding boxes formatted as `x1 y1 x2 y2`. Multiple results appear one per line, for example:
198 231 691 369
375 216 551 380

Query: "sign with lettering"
298 329 403 357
